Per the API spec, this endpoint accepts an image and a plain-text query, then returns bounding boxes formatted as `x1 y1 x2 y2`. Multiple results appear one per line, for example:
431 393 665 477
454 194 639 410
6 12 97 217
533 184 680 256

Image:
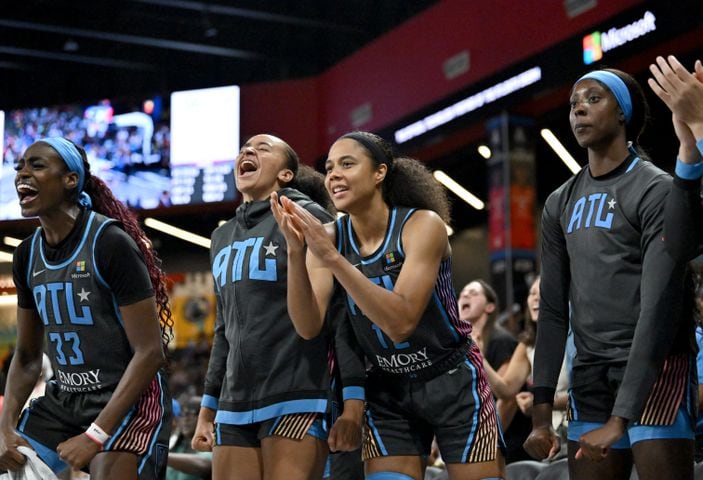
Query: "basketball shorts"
215 412 328 448
18 372 171 479
567 354 696 447
362 355 505 464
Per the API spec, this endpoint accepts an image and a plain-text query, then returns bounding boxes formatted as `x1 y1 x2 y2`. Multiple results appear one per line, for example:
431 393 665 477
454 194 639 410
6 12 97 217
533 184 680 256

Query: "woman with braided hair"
0 137 173 479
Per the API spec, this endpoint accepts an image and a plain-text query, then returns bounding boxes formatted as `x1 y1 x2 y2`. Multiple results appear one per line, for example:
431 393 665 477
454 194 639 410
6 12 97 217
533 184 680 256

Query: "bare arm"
283 197 448 343
168 451 212 477
57 297 165 469
483 342 531 399
0 308 44 471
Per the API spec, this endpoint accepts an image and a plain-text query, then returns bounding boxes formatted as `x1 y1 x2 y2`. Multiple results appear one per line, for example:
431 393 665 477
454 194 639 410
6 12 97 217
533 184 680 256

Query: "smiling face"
527 277 540 323
457 281 495 324
569 79 625 150
15 142 78 218
324 138 386 213
235 134 295 202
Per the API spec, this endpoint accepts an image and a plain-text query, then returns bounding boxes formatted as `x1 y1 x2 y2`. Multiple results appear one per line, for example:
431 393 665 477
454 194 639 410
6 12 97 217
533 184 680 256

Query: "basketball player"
525 69 695 480
272 131 505 480
191 134 365 480
0 138 173 478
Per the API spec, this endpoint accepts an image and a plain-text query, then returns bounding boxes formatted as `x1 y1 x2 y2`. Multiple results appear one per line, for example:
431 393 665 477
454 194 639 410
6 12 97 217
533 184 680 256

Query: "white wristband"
85 422 110 447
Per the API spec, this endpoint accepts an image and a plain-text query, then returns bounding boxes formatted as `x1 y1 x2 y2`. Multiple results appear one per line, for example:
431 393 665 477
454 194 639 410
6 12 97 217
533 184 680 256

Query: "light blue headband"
577 70 633 124
39 137 92 208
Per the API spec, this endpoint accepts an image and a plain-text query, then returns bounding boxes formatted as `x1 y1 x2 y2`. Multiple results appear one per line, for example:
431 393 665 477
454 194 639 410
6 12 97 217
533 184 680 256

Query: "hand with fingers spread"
648 55 703 144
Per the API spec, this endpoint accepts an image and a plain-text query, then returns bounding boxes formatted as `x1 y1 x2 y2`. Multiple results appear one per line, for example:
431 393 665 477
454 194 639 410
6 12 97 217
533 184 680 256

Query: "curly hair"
290 165 336 215
73 143 173 352
340 131 451 224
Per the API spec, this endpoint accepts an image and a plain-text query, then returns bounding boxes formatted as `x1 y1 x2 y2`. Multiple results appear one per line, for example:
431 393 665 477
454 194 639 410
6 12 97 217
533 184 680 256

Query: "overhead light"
540 128 581 174
433 170 485 210
218 220 227 226
144 218 211 249
446 224 454 237
0 250 13 263
3 236 21 247
477 145 491 159
0 294 17 306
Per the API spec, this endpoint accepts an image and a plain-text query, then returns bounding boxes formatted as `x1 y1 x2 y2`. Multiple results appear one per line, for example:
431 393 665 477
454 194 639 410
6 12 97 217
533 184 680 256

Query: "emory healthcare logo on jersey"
567 193 616 234
375 347 433 374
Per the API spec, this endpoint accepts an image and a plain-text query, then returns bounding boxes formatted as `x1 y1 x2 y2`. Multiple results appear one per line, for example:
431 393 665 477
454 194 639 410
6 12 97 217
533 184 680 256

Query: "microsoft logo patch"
582 32 602 65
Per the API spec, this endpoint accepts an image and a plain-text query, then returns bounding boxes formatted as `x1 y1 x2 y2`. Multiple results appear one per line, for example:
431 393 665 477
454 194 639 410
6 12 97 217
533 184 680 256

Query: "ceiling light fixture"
477 145 491 159
0 250 14 263
433 170 485 210
3 236 21 247
144 218 211 249
0 294 17 306
540 128 581 174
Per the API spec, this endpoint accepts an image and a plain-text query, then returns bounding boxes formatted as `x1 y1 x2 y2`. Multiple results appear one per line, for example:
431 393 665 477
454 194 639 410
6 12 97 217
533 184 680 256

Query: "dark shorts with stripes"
18 373 171 479
215 412 327 448
568 354 696 427
362 354 504 464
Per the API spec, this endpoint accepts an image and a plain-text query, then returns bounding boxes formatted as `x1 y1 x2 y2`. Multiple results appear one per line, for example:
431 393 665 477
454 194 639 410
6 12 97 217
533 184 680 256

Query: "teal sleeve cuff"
201 394 219 411
675 157 703 180
342 386 365 402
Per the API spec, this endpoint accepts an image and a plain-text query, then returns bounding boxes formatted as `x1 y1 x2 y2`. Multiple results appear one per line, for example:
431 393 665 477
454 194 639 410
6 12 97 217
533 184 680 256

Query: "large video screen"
1 86 240 220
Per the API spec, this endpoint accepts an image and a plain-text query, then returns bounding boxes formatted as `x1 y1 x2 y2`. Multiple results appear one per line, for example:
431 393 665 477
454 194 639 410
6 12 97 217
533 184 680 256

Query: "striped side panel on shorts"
639 354 690 426
109 375 165 454
465 344 499 463
361 411 384 461
270 412 318 440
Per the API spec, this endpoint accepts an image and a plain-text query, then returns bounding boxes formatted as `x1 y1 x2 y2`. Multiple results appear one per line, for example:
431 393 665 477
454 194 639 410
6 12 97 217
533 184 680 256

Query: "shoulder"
402 208 445 231
98 222 139 250
544 172 584 212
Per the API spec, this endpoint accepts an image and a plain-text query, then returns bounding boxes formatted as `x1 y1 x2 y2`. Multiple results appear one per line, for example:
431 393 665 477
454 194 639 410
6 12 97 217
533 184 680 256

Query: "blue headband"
39 137 92 208
577 71 633 124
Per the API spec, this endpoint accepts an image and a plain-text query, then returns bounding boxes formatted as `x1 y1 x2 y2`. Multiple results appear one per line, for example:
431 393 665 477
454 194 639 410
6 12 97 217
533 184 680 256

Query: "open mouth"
238 159 258 176
331 185 348 195
16 184 38 205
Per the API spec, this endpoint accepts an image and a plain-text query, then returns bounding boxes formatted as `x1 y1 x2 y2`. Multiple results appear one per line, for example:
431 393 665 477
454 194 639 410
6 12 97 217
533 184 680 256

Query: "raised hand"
270 192 305 253
648 56 703 140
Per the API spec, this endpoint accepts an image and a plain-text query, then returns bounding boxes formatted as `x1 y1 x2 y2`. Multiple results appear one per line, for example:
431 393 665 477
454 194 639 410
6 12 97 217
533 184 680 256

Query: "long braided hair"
73 143 173 351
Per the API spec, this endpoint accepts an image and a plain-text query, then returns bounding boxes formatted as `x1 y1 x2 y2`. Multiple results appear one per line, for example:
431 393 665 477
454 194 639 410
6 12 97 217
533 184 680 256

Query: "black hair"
289 165 336 215
576 68 651 160
341 131 451 224
605 68 650 159
69 142 173 353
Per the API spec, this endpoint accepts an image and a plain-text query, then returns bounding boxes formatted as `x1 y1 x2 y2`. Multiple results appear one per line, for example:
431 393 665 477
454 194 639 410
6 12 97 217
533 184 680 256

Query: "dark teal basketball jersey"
335 207 472 381
27 211 133 392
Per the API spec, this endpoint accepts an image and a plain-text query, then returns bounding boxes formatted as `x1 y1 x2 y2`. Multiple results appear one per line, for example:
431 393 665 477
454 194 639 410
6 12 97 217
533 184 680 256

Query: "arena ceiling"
0 0 438 108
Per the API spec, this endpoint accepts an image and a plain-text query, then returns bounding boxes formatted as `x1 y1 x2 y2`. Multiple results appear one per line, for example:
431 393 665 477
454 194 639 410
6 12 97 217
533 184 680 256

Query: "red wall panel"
240 0 644 163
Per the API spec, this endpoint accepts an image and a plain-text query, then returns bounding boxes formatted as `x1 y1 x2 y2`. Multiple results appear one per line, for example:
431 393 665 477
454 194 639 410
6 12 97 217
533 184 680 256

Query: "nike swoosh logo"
32 269 46 277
